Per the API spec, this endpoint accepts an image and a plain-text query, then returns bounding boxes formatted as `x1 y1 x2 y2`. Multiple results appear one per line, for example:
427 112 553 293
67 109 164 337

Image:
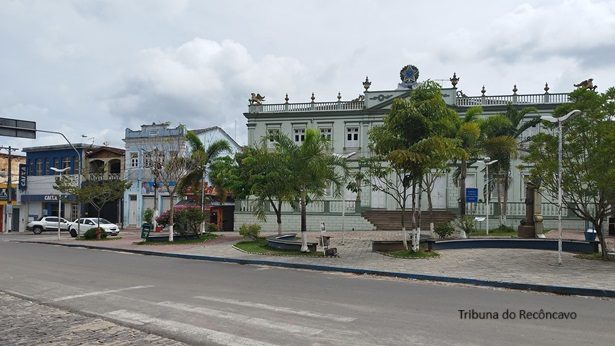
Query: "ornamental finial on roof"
363 76 371 91
450 72 459 88
481 85 486 96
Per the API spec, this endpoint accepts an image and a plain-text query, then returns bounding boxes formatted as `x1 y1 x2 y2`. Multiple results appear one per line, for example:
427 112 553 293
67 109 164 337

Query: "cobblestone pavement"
0 292 185 346
5 228 615 292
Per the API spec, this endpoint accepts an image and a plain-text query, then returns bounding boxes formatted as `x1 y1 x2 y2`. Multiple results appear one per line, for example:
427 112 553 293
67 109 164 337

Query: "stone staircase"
361 209 456 231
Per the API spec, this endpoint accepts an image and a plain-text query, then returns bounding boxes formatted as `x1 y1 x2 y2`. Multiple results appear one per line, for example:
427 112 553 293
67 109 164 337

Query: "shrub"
156 206 207 237
143 208 154 225
434 223 455 239
207 223 218 233
83 227 108 240
239 224 261 240
455 215 477 236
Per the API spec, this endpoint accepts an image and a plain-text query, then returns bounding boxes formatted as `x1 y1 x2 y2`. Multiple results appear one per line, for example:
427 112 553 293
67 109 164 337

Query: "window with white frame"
267 128 280 148
294 128 305 143
320 127 332 141
63 157 71 169
143 152 152 168
130 153 139 168
345 126 359 147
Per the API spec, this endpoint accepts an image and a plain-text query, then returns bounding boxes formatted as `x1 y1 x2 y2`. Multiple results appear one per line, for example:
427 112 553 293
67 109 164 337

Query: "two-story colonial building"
240 66 581 232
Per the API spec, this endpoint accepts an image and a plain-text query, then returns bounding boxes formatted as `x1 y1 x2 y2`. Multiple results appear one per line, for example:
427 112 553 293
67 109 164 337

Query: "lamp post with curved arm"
51 166 70 240
540 109 582 265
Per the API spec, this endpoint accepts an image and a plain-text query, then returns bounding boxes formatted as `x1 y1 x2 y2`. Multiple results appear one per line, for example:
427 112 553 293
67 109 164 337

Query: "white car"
27 216 71 234
69 218 120 237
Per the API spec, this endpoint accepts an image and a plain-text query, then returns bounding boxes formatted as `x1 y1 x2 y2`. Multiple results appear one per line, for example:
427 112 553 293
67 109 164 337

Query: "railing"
467 202 566 217
236 199 359 214
456 93 570 107
248 101 364 113
88 173 122 181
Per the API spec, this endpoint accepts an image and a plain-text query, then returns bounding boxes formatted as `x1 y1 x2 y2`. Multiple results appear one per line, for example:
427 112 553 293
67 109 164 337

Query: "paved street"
5 228 614 292
0 292 185 346
1 240 615 345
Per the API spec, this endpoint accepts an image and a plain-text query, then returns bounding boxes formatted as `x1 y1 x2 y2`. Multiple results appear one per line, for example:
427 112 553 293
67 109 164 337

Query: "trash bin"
584 228 596 242
141 223 152 239
319 235 331 247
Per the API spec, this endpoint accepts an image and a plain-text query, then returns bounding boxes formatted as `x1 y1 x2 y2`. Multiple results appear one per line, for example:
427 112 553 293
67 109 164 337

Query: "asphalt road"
0 241 613 346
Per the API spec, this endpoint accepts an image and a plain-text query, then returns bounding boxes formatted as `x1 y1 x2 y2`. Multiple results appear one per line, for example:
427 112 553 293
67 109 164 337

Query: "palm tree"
454 106 482 216
178 131 231 204
480 104 539 224
272 129 348 252
235 138 295 235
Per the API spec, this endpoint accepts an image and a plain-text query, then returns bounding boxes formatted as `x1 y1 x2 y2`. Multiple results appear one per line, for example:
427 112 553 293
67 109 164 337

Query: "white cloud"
106 38 307 143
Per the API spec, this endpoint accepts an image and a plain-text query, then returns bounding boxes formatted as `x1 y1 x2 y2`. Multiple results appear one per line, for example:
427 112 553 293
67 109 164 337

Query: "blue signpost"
466 188 478 203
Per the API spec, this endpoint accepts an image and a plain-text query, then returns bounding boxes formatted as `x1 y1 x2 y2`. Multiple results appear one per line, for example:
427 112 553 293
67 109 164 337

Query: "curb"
15 240 615 299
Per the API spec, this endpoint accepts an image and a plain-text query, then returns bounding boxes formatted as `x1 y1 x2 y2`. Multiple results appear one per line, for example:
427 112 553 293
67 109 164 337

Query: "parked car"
69 218 120 237
27 216 71 234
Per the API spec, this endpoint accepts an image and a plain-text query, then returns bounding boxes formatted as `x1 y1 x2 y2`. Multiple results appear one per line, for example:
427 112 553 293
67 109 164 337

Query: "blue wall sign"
466 188 478 203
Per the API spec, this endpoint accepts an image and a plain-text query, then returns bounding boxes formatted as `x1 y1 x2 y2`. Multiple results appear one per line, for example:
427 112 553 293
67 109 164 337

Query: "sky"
1 0 614 153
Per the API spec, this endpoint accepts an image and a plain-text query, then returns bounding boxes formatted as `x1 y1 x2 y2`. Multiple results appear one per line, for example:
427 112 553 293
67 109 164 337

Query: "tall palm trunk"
416 179 423 252
459 160 467 216
411 181 418 252
300 193 308 252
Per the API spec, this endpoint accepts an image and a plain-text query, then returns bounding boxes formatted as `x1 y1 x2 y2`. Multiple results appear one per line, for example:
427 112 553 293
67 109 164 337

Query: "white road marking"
156 301 322 335
194 296 356 322
51 285 154 302
106 310 278 346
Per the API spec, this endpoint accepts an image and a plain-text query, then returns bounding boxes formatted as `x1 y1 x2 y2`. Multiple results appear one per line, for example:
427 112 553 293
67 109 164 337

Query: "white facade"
242 73 578 229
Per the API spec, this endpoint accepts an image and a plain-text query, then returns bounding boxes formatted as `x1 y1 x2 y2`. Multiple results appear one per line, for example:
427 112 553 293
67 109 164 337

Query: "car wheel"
32 226 43 235
69 229 78 238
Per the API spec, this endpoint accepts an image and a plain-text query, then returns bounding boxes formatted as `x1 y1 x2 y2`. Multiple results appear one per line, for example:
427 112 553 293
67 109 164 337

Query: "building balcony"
88 172 122 181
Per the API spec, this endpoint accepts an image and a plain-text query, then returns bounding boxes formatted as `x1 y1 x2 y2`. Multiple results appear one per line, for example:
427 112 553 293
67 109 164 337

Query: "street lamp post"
483 157 498 235
37 129 82 236
540 109 582 265
51 166 70 240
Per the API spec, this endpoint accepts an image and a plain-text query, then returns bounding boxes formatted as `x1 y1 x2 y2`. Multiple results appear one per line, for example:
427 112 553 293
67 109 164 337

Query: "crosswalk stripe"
156 301 322 336
52 285 154 302
194 296 356 322
106 310 278 346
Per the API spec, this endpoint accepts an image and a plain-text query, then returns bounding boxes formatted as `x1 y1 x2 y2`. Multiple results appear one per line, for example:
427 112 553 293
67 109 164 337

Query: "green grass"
234 238 325 257
470 229 518 237
383 250 440 259
135 233 218 245
574 252 607 261
77 236 123 241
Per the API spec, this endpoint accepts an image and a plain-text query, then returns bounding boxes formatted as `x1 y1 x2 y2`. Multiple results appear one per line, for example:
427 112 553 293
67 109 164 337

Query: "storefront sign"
18 164 27 190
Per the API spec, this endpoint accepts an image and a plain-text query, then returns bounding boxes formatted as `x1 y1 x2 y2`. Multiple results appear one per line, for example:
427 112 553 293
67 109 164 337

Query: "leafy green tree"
271 129 348 251
365 81 460 250
525 87 615 260
230 140 295 235
55 171 131 237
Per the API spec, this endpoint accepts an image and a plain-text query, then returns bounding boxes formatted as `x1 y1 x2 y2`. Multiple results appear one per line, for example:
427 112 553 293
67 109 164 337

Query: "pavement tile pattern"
0 292 185 346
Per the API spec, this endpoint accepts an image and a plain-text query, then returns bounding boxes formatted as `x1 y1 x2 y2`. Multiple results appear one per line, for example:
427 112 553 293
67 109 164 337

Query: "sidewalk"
4 229 615 297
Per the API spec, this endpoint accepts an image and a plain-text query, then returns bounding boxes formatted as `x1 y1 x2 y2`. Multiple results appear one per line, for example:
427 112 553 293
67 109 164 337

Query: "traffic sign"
0 117 36 139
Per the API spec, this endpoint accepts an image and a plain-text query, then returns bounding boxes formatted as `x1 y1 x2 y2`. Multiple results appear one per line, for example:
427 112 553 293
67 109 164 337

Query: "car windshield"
98 218 113 224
